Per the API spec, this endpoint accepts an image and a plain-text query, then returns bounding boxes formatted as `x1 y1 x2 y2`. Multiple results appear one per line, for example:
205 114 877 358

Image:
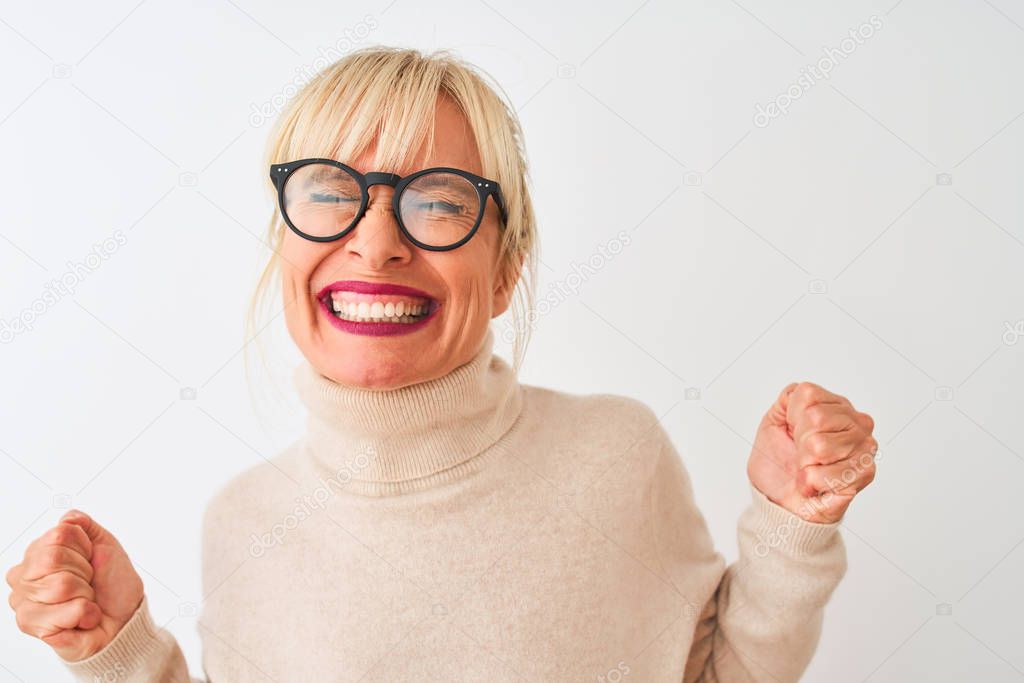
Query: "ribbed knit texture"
63 326 847 682
293 327 523 496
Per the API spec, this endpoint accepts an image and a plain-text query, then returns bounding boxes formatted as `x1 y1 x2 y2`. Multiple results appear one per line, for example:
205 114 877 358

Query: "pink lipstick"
316 280 440 337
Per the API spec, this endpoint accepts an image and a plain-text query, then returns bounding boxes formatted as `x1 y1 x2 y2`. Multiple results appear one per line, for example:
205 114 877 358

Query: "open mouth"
319 291 437 325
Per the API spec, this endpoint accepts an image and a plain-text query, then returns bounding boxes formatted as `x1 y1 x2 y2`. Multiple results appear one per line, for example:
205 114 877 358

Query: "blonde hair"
245 45 538 398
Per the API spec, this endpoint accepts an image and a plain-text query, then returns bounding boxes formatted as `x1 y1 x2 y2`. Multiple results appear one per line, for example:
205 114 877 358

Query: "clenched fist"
748 382 878 524
6 510 144 662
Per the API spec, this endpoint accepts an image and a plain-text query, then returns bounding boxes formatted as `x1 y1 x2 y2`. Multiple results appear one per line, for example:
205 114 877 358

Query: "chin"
315 351 421 390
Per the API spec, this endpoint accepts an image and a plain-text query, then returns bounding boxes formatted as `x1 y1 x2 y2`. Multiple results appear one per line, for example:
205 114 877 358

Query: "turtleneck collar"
291 327 524 496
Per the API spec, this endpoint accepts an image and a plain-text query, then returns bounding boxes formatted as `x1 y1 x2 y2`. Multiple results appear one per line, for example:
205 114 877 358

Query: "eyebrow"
302 168 360 189
309 166 341 182
411 173 454 187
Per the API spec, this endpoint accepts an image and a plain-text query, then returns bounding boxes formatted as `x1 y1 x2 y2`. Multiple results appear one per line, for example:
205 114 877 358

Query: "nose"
341 185 413 268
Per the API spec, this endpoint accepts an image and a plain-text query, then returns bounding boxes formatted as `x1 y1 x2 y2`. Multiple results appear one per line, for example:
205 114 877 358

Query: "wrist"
62 595 161 679
746 482 842 558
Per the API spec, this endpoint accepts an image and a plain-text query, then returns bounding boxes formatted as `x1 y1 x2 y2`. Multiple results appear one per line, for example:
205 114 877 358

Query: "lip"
315 280 441 337
316 280 437 300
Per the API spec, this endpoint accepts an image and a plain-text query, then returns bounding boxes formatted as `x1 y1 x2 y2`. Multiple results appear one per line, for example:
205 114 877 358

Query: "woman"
6 46 877 682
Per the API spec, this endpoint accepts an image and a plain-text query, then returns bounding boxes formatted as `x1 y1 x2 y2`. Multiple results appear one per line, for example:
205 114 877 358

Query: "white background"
1 1 1023 681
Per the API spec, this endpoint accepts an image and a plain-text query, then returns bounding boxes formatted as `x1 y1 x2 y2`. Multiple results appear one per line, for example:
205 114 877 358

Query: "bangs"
277 49 448 174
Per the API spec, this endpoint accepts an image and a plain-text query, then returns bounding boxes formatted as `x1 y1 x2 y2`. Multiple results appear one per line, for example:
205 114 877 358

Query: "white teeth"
328 296 431 323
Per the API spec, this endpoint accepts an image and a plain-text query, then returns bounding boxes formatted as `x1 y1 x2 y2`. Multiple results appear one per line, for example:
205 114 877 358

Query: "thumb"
59 510 110 545
768 382 801 436
77 600 102 630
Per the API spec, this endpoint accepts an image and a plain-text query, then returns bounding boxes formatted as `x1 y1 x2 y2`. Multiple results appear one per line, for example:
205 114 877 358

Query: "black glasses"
269 158 508 251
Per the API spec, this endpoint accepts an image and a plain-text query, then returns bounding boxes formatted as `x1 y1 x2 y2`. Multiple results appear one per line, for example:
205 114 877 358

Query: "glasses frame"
269 158 509 251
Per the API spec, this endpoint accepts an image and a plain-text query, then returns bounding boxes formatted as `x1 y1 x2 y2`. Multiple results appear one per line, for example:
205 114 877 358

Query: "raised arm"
650 382 876 682
6 510 200 682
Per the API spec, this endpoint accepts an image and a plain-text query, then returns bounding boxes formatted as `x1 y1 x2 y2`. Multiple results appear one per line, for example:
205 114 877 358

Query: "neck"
291 327 524 496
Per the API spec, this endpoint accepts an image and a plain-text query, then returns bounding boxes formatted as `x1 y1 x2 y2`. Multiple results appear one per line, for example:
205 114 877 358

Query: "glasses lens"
399 172 481 248
282 163 362 238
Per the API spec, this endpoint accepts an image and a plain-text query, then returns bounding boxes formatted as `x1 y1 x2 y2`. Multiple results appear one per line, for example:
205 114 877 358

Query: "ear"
492 252 524 319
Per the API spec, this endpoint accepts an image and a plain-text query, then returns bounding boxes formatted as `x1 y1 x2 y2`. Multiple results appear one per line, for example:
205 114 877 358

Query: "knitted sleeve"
648 426 848 683
58 498 228 683
60 594 200 682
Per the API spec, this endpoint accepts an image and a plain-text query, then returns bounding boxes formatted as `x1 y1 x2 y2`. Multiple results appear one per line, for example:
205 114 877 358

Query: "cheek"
278 237 333 339
439 226 503 307
424 254 495 311
280 235 328 290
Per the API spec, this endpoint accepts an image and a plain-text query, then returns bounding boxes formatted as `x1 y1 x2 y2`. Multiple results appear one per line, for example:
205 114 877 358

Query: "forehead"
350 96 482 177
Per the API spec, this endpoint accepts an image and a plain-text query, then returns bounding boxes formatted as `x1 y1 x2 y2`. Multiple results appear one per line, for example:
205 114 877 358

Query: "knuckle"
804 404 829 428
47 524 73 547
794 382 820 402
65 597 91 622
4 564 19 588
49 572 80 601
805 432 832 460
14 607 32 636
40 546 63 570
850 426 868 445
863 464 877 485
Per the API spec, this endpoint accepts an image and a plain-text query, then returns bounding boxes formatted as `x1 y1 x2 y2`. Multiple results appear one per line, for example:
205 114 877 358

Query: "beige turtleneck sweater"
64 327 847 682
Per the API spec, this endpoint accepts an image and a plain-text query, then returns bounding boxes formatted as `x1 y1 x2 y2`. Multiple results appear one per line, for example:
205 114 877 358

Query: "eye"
310 192 359 204
416 200 464 215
